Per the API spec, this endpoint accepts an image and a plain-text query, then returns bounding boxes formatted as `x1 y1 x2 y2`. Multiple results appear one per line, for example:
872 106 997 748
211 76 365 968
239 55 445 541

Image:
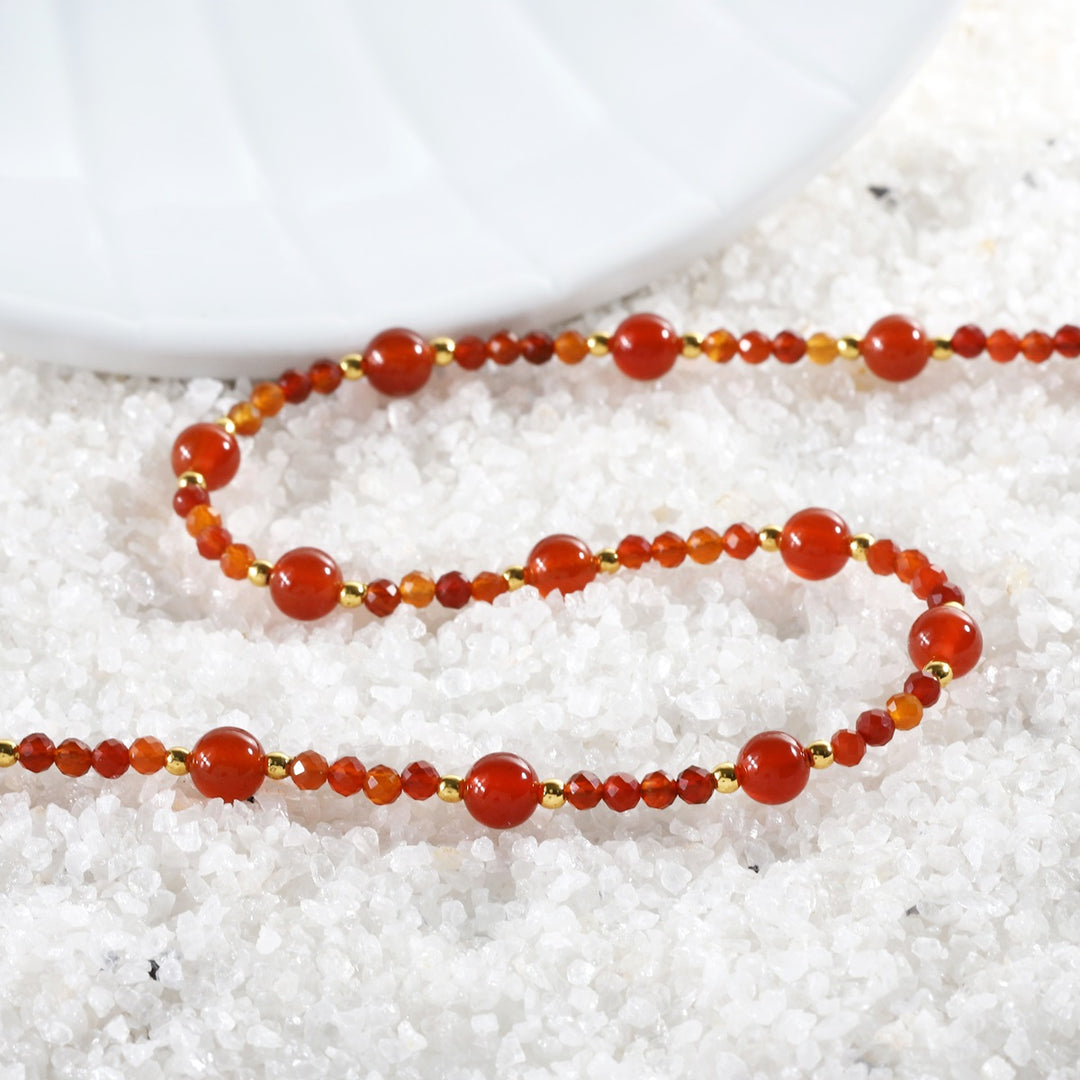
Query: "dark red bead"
615 535 652 570
911 564 947 601
640 771 677 809
55 738 93 777
278 369 313 404
363 328 434 396
564 771 603 810
435 571 472 609
610 313 681 381
601 773 641 812
895 549 930 585
525 535 597 597
651 532 687 568
676 765 714 804
856 709 895 747
927 581 966 608
401 760 441 800
269 547 344 621
772 331 807 364
196 525 232 560
831 729 866 767
173 485 209 518
904 671 942 708
738 331 771 365
986 328 1019 363
486 331 521 366
327 756 366 797
187 726 266 803
364 579 401 618
736 731 810 804
455 334 487 370
520 331 555 365
1053 324 1080 358
1021 331 1054 363
92 739 130 779
170 423 241 491
861 314 932 382
462 752 539 829
866 539 899 576
780 508 851 581
951 324 986 359
309 358 344 394
17 733 54 773
908 605 983 678
722 523 759 560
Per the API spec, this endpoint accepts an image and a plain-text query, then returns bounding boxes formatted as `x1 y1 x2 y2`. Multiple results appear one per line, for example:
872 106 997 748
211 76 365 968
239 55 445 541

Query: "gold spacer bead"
339 581 367 608
430 336 456 367
807 740 835 769
932 337 953 360
437 775 462 803
214 416 237 436
265 752 291 780
503 566 526 591
758 525 782 553
177 471 206 490
849 533 874 561
0 739 18 768
943 600 965 610
247 559 273 587
837 335 862 360
923 660 954 687
340 353 364 380
596 549 619 574
165 748 189 776
713 763 739 794
587 332 610 357
539 779 565 809
681 332 704 359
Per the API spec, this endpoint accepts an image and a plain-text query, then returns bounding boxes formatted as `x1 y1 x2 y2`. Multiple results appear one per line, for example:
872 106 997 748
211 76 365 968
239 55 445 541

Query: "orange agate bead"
525 535 597 597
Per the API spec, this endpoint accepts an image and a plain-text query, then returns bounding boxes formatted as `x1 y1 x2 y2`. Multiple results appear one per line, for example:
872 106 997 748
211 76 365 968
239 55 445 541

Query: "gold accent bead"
806 332 838 365
539 779 565 809
807 741 834 769
177 471 206 490
923 660 954 687
503 566 526 591
837 335 861 360
0 739 18 768
165 748 189 776
437 775 462 802
849 533 874 561
265 752 291 780
247 560 273 587
932 337 953 360
430 336 456 367
596 549 619 574
681 332 704 359
943 600 965 610
713 763 739 793
214 416 237 436
340 353 364 379
339 581 367 608
587 332 610 357
758 525 782 552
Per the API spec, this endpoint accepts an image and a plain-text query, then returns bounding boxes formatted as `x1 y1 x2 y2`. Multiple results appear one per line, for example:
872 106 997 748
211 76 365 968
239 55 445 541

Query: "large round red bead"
908 605 983 679
269 547 344 621
170 423 241 490
362 328 434 397
779 508 851 581
462 752 539 829
736 731 810 805
861 314 933 382
610 313 681 381
525 534 597 597
187 726 266 803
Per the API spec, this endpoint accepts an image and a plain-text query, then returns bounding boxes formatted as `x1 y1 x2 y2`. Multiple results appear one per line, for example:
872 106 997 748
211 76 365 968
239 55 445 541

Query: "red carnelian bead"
651 531 687 568
986 328 1019 363
677 765 715 804
908 605 983 678
856 708 894 747
520 331 555 365
486 330 521 366
525 534 597 597
130 736 168 774
1021 331 1054 363
18 733 55 772
687 526 724 564
564 771 603 810
904 671 942 708
455 334 487 370
290 750 328 791
911 564 947 601
55 738 93 777
364 328 434 396
951 324 987 359
173 484 209 518
309 358 344 394
471 571 509 603
463 752 539 829
227 401 261 437
435 571 472 609
270 547 343 621
722 523 759 560
928 581 965 608
251 381 286 417
610 313 681 381
736 731 810 804
185 504 220 538
400 572 435 608
703 329 738 363
601 772 641 812
92 739 130 779
278 369 312 404
401 760 441 800
364 764 402 805
554 330 589 364
738 330 771 364
327 756 366 797
861 314 932 382
171 423 241 491
188 726 266 802
220 543 256 580
772 330 807 364
196 526 232 560
1054 324 1080 358
616 534 652 570
640 771 677 809
895 549 929 585
888 693 924 731
364 579 401 618
780 508 851 581
831 729 866 767
866 539 899 576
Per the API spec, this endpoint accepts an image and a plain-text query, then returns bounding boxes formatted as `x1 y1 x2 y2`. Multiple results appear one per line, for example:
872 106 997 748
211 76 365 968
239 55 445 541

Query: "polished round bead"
401 760 441 800
525 534 597 597
269 547 344 621
615 534 652 570
171 423 241 491
738 330 771 364
986 328 1019 363
471 571 509 603
903 671 942 708
17 732 55 772
289 750 328 790
702 329 738 363
363 328 434 396
676 765 715 804
651 531 687 568
887 693 924 731
735 731 810 804
861 314 932 382
188 727 266 802
364 764 402 805
951 324 986 358
327 756 366 797
772 330 806 364
1053 323 1080 358
1021 330 1054 363
554 330 589 364
856 708 895 747
779 508 851 581
830 729 866 767
400 571 435 608
454 334 487 370
278 369 312 403
487 330 521 366
462 752 539 829
92 739 130 779
908 605 983 678
640 770 677 809
363 579 401 618
520 331 555 365
251 381 286 416
601 772 641 812
722 523 759 560
610 313 681 381
55 738 93 777
564 770 603 810
130 736 168 774
173 484 209 518
927 581 966 608
309 358 343 394
435 571 472 609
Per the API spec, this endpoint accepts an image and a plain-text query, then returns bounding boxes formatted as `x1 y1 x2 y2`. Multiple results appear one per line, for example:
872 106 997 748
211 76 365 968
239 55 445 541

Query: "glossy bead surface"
738 330 771 364
903 671 941 708
564 771 603 810
1054 324 1080 358
55 738 93 777
364 764 402 805
687 526 723 564
911 564 947 600
185 504 220 538
651 531 687 568
616 535 652 570
196 525 232 560
171 423 241 490
327 756 366 797
521 331 555 365
173 484 209 518
269 547 344 621
640 770 677 809
893 550 926 584
228 401 262 436
1021 330 1053 363
309 358 343 394
435 571 472 609
610 313 681 381
455 334 487 370
856 708 895 747
363 328 434 396
251 381 286 416
601 772 641 812
17 732 55 772
772 331 806 364
462 752 539 829
220 543 256 581
525 534 597 597
887 693 924 731
722 523 759 560
908 605 983 678
486 330 521 366
401 760 441 800
928 581 965 608
951 324 986 358
861 314 932 382
188 726 266 802
735 731 810 804
364 579 401 618
831 729 866 767
278 369 312 403
779 508 851 581
703 329 737 362
471 571 509 603
92 739 130 779
677 765 715 804
554 330 589 364
400 572 435 608
130 736 168 774
986 328 1019 363
290 750 328 790
866 539 899 576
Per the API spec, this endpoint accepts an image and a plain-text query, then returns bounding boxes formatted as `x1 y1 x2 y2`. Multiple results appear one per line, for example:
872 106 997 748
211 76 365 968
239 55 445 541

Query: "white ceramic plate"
0 1 957 377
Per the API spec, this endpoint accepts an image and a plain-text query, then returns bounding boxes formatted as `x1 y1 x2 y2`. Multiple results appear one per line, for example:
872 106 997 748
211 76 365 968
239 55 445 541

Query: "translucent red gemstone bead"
187 726 266 803
986 328 1019 363
327 756 366 797
616 535 652 570
462 752 539 829
130 736 168 774
856 708 895 747
435 571 472 609
736 731 810 804
651 531 687 568
908 605 983 678
927 581 965 608
269 547 343 621
601 773 641 812
738 331 771 364
866 539 899 576
92 739 130 779
779 507 850 581
309 359 343 394
486 330 521 366
55 738 92 777
520 331 555 365
772 331 806 364
364 579 401 617
1021 330 1053 363
676 766 714 804
170 423 241 491
861 314 933 382
722 523 759 560
610 313 681 381
364 764 402 805
564 771 603 810
831 729 866 767
363 328 434 397
951 324 986 358
278 369 312 404
640 771 677 809
525 534 597 597
173 484 209 518
1054 324 1080 358
290 750 328 790
18 732 55 772
401 760 441 800
904 671 942 707
455 335 487 370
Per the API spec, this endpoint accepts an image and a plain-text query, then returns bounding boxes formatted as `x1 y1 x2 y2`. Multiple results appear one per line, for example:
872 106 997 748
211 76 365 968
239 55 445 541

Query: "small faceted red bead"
278 369 312 404
904 671 942 708
1053 324 1080 358
866 539 899 576
687 526 724 565
520 331 555 365
471 571 509 604
911 564 947 601
951 324 986 359
861 314 932 382
270 547 344 621
486 330 521 366
196 525 232 560
364 764 402 805
363 328 434 396
17 733 55 773
435 571 472 609
1021 331 1054 363
895 548 930 585
364 579 401 618
401 760 441 800
564 771 603 810
736 731 810 804
831 729 867 767
290 750 328 791
986 328 1020 363
772 330 807 364
455 334 487 370
677 765 714 805
601 772 641 812
651 531 687 568
640 770 677 809
462 752 539 829
856 708 895 747
171 423 241 491
610 313 681 381
780 507 851 581
220 543 256 581
309 358 344 394
722 523 759 560
616 534 652 570
525 534 597 597
738 330 771 364
188 726 266 803
928 581 965 608
173 484 209 518
55 738 93 777
554 330 589 364
92 739 130 779
130 736 168 775
327 756 366 797
908 605 983 678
